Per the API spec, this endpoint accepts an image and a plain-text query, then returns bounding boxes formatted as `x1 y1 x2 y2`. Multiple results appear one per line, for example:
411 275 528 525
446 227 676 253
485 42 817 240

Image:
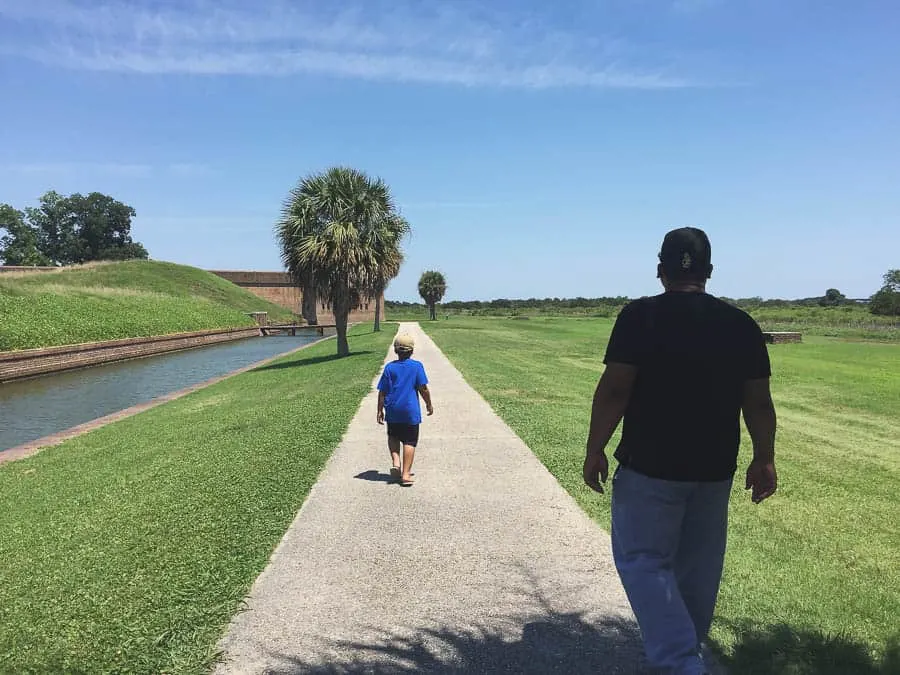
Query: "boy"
376 333 433 486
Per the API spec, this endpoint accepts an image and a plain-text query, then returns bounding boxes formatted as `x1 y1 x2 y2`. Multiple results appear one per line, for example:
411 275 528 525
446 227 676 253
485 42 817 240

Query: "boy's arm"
418 385 434 416
377 390 386 424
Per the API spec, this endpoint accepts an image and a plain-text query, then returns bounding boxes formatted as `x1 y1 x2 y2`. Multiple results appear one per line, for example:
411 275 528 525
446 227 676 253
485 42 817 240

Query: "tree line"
388 273 900 318
0 191 149 266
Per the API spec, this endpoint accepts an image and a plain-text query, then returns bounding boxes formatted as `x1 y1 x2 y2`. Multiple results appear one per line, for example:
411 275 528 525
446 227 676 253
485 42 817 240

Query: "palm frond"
275 166 409 311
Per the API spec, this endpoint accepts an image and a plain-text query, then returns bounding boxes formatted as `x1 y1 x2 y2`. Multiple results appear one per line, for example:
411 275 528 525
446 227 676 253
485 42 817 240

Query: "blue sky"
1 0 897 302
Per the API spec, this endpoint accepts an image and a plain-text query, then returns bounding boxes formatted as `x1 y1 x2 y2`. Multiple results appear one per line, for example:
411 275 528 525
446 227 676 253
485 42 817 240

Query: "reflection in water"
0 332 327 452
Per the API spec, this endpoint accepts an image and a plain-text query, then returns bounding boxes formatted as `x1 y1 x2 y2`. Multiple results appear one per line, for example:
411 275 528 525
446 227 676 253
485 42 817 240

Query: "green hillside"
0 261 295 351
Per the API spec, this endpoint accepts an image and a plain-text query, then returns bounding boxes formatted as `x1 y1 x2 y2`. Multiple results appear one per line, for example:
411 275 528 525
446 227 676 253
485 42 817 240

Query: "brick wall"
209 270 379 324
243 284 302 311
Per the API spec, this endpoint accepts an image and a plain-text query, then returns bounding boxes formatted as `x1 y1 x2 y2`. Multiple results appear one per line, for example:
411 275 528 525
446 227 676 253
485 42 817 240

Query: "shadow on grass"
254 351 377 372
714 620 900 675
264 613 647 674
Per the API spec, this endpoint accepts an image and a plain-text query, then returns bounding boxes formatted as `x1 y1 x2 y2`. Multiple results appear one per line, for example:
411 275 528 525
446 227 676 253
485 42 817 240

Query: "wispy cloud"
0 162 153 177
670 0 722 13
0 0 698 89
168 163 215 178
0 161 212 178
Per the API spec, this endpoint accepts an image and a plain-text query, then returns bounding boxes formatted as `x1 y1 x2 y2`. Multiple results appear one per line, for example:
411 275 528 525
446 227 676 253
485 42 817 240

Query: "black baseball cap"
658 227 712 280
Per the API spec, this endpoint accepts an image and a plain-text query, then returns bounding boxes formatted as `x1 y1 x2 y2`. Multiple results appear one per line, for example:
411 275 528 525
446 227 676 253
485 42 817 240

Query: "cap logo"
681 252 693 270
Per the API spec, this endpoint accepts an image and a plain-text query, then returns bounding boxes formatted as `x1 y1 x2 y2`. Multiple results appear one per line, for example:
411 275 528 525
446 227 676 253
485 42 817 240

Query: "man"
377 333 433 486
583 227 778 675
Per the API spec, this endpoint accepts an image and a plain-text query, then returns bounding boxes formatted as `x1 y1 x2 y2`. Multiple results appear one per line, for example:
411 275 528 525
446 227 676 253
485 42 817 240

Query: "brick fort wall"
209 270 378 324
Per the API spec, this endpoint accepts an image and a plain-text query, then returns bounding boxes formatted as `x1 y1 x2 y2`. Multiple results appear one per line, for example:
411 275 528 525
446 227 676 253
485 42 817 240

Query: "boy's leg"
401 443 416 482
400 424 420 484
388 435 402 472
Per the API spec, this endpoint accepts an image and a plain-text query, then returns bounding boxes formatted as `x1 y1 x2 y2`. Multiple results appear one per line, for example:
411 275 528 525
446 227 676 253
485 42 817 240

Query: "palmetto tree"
418 270 447 321
277 186 320 326
367 214 410 332
276 166 407 355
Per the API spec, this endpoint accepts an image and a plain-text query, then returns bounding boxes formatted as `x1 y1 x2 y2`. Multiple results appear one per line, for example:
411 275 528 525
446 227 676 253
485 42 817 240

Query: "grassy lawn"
418 316 900 675
0 261 295 351
0 325 391 673
388 303 900 342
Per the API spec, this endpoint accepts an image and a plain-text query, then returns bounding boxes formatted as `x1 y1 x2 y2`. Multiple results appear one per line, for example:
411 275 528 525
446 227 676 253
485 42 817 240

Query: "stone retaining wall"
763 331 803 344
0 327 260 383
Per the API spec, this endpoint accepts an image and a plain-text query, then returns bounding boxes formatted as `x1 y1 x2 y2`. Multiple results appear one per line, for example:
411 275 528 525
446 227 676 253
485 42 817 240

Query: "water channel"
0 331 329 453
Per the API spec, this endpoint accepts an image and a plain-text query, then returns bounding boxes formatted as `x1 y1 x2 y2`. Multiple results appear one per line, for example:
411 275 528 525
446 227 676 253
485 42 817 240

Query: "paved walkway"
215 322 647 674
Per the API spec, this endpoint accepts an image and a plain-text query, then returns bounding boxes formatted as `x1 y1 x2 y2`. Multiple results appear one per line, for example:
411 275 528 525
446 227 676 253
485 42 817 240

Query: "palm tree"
276 166 406 356
418 270 447 321
368 214 410 332
277 189 319 325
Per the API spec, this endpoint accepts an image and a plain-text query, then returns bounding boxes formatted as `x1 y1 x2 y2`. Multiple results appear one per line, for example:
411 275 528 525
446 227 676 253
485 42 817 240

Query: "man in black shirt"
583 228 777 675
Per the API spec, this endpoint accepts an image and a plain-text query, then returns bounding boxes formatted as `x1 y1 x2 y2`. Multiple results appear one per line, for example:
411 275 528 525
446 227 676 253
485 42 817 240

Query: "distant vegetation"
387 282 900 340
870 270 900 316
0 191 148 266
0 261 294 351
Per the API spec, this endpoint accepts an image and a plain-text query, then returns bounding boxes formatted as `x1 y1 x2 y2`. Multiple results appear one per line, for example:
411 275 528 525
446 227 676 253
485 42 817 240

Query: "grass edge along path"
0 325 392 674
419 317 900 675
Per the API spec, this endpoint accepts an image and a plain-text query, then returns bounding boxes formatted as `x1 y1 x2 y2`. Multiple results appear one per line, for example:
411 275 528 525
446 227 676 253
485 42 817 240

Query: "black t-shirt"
604 292 771 481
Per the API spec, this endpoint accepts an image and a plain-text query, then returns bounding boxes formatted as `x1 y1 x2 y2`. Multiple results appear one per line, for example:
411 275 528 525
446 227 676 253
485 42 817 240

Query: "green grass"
0 326 391 674
0 261 295 351
420 316 900 675
387 303 900 341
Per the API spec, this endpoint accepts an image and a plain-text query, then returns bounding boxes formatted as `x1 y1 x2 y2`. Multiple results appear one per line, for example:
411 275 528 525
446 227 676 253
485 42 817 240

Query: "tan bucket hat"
393 333 415 351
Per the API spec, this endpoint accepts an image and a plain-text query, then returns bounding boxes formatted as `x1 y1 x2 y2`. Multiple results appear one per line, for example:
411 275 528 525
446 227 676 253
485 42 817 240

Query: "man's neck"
666 282 706 294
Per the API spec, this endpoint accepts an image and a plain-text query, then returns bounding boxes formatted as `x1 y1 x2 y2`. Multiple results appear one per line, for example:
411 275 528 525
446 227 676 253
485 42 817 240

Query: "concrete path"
215 322 648 674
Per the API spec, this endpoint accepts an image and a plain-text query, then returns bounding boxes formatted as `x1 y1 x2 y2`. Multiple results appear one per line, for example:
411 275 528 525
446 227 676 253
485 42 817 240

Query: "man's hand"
746 459 777 503
583 450 609 494
426 404 434 416
377 409 385 425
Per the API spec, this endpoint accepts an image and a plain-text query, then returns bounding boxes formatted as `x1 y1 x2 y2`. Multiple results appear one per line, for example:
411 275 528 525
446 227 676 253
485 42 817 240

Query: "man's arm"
583 363 636 493
742 377 777 503
418 385 434 416
377 390 386 424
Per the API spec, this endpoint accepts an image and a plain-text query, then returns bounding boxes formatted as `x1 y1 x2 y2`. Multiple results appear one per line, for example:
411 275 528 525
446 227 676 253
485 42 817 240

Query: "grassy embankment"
418 316 899 675
0 325 393 673
0 261 295 351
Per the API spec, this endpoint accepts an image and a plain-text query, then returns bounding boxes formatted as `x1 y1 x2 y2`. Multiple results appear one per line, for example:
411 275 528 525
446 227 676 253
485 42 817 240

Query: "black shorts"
386 423 420 447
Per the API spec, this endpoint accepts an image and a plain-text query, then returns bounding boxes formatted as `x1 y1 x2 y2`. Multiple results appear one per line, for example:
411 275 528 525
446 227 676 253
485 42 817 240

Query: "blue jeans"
611 466 733 675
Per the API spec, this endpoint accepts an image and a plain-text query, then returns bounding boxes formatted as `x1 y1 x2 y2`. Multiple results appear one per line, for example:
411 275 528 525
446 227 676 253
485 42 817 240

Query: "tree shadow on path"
264 612 647 674
257 614 900 675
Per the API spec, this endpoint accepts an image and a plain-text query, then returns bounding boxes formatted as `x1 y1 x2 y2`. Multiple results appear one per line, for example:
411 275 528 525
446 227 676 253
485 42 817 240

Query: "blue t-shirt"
377 358 428 425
